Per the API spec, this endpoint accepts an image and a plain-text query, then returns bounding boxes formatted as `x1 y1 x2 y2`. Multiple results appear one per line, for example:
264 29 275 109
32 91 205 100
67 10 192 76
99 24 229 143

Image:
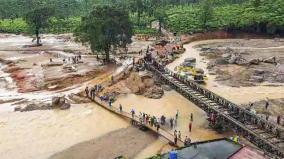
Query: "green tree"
74 5 133 62
154 7 167 34
25 6 54 46
200 0 214 30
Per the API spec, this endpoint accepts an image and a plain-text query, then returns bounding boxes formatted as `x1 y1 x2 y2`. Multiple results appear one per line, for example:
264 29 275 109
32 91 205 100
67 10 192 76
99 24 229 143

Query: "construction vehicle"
175 57 208 83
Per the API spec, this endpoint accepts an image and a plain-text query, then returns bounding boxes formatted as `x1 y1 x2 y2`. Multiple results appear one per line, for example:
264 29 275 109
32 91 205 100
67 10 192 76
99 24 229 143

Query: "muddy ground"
195 39 284 87
194 39 284 125
0 33 104 93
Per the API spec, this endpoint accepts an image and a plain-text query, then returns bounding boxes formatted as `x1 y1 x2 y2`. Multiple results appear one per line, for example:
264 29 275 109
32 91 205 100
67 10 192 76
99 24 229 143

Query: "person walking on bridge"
85 87 89 98
277 115 281 125
131 109 135 118
170 118 174 129
265 98 269 110
174 133 178 145
189 122 192 132
157 123 160 132
119 104 123 113
108 100 112 108
178 131 181 139
190 113 193 122
176 110 179 119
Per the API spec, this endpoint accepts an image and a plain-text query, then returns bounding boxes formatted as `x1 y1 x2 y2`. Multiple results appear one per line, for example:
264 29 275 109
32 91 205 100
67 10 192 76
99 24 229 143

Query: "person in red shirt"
189 122 192 132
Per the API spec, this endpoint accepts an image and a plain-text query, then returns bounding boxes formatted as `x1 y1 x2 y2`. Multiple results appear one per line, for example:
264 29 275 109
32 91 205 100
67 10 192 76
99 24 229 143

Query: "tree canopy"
74 5 133 62
25 6 55 45
0 0 284 35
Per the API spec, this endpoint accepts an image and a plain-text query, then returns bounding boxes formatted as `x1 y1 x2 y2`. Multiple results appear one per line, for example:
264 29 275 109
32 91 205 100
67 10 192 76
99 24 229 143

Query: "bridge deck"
90 96 185 147
145 60 284 158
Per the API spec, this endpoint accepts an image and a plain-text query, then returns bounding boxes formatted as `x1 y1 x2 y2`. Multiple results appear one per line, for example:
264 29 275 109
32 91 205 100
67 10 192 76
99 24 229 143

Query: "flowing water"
115 91 227 159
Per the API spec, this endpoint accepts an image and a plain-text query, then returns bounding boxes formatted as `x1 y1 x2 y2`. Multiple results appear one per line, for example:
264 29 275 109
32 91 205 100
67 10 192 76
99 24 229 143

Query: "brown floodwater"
0 103 129 159
115 91 226 158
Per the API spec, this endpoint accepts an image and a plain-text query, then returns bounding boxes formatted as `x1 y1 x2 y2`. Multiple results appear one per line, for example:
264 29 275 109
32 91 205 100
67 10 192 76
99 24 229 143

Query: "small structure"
159 138 268 159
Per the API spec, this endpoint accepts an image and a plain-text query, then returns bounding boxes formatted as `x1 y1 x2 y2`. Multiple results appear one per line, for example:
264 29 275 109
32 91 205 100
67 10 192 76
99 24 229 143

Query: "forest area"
0 0 284 35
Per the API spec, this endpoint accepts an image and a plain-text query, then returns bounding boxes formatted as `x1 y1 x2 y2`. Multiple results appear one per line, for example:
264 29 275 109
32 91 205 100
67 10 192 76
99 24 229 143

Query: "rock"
276 64 284 74
222 53 232 59
249 59 261 65
52 97 60 106
249 76 264 83
184 58 196 63
215 58 228 65
68 93 91 103
254 69 265 75
263 56 276 64
15 103 52 112
58 97 66 106
144 86 164 99
0 58 14 65
224 53 247 65
200 47 211 52
14 106 21 112
161 85 172 91
60 103 71 110
225 47 234 54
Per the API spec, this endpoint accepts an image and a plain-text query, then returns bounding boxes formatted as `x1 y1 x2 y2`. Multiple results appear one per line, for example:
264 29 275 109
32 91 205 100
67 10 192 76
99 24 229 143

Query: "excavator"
175 58 208 84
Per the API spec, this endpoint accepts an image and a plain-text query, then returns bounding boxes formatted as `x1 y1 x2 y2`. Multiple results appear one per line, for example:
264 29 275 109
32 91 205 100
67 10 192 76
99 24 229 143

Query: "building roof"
229 146 268 159
162 138 242 159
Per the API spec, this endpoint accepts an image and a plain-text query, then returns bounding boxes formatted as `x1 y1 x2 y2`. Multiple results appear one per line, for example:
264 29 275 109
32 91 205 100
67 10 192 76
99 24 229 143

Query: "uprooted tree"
74 5 133 62
25 6 55 46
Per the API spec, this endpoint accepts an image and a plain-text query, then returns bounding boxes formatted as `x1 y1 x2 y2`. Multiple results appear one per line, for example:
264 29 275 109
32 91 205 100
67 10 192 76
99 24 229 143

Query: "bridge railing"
145 60 284 138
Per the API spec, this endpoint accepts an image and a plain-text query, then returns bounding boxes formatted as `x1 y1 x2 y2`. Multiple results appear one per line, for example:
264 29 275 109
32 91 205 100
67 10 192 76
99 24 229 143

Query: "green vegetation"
0 0 283 35
0 19 28 33
74 5 133 62
165 0 284 34
25 6 55 45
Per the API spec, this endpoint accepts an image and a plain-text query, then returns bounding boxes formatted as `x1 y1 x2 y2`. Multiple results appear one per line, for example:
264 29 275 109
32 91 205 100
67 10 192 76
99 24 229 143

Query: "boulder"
276 64 284 74
68 93 91 103
225 47 234 54
144 86 164 99
222 53 232 59
14 103 52 112
0 58 13 65
263 56 276 64
14 106 21 112
215 58 228 65
249 76 264 83
162 85 172 91
254 69 265 75
249 59 261 65
60 103 71 110
52 97 60 106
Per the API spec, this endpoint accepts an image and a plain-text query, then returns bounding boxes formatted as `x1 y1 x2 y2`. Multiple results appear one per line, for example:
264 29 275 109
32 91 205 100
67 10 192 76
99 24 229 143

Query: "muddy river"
2 34 280 159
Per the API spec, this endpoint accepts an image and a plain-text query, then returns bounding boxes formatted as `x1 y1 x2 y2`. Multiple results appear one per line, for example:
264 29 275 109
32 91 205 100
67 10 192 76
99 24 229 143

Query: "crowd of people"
127 108 194 146
50 54 82 64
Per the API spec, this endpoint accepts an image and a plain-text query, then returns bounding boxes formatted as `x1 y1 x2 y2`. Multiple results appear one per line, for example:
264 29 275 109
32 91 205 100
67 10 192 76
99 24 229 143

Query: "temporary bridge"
90 96 185 147
144 59 284 158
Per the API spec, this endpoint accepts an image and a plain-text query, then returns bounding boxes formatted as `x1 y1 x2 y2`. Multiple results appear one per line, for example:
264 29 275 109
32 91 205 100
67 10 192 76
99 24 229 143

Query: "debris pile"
126 72 164 99
14 96 71 112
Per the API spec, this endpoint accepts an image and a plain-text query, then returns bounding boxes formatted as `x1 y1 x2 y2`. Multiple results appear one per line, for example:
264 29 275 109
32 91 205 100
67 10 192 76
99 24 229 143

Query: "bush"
0 18 28 33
